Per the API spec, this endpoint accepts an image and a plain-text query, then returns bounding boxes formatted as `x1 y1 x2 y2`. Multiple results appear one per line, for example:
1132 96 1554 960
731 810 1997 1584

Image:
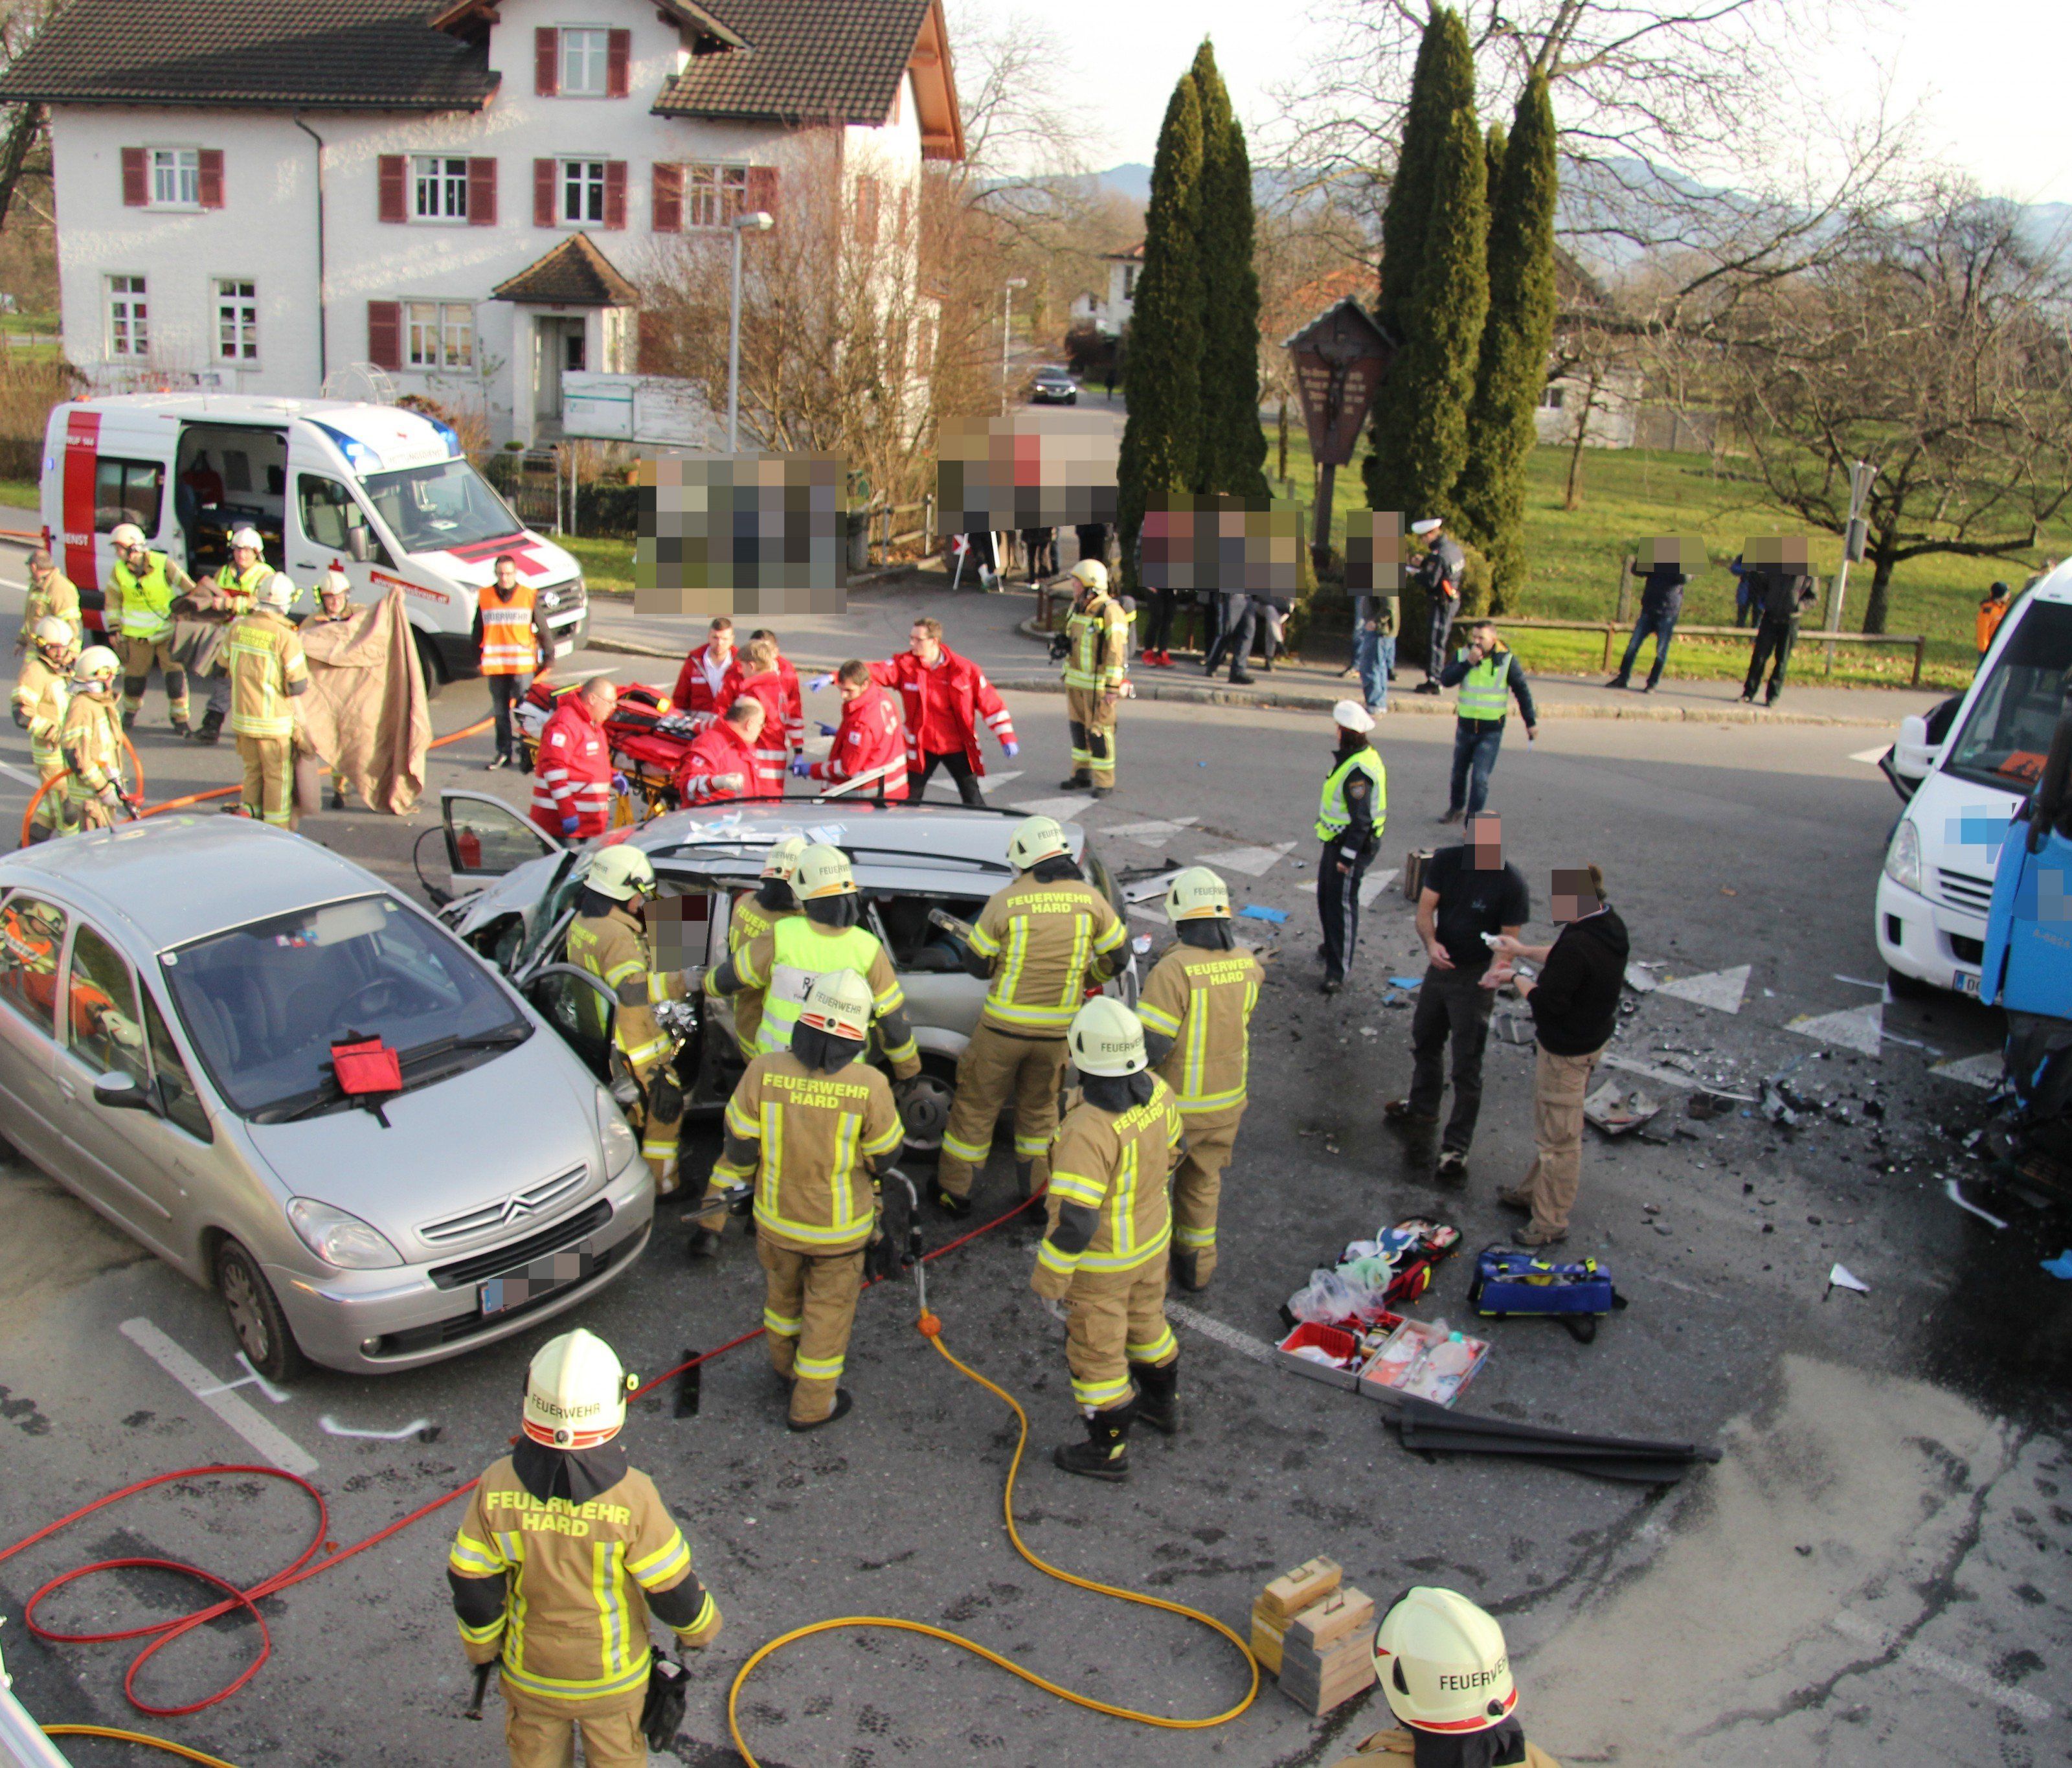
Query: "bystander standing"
1608 544 1691 692
1977 580 2012 660
1438 622 1536 824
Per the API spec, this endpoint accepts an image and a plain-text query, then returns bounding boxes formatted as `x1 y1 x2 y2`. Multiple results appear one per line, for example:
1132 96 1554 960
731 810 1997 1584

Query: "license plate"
479 1244 597 1316
1955 969 1981 997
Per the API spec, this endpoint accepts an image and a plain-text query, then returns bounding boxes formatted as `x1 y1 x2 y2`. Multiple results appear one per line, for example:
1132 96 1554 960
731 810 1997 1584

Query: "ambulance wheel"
414 629 446 700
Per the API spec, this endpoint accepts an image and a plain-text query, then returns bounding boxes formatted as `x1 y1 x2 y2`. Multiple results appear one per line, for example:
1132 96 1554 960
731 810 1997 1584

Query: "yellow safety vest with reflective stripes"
755 916 897 1056
1315 745 1386 843
1454 652 1511 721
567 908 682 1074
1038 1076 1182 1280
722 1050 904 1250
216 558 270 615
1136 945 1263 1116
108 551 176 641
1062 591 1129 691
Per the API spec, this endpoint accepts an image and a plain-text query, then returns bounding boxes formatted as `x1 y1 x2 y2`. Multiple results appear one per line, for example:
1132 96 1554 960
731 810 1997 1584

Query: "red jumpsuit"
807 684 908 799
734 672 792 794
670 643 743 729
868 646 1017 784
529 695 613 839
675 721 761 805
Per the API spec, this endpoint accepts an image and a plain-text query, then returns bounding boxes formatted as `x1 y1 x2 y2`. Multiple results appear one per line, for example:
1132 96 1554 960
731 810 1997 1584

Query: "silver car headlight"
596 1087 638 1175
1883 817 1922 894
287 1197 404 1270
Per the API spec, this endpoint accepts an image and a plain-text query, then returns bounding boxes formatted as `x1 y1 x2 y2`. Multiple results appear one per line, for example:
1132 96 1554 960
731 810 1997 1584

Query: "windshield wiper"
256 1078 357 1124
400 1023 531 1063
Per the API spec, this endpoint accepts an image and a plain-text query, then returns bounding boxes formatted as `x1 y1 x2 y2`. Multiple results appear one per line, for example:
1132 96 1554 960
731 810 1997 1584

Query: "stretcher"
517 679 707 817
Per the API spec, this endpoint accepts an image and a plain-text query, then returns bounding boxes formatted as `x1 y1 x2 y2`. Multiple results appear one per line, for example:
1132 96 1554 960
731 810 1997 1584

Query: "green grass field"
562 532 638 596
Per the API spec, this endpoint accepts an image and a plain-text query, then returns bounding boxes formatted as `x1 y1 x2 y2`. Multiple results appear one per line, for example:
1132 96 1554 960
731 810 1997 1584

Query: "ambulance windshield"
361 457 524 554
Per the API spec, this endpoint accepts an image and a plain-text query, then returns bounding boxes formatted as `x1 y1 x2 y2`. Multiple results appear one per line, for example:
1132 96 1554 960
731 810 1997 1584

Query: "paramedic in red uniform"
670 617 741 729
796 660 908 800
530 675 617 841
675 698 764 805
734 637 794 793
749 628 806 758
853 617 1018 806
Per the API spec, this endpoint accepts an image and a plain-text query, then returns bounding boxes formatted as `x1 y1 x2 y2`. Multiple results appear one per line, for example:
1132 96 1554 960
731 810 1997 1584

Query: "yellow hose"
726 1312 1259 1764
43 1727 243 1767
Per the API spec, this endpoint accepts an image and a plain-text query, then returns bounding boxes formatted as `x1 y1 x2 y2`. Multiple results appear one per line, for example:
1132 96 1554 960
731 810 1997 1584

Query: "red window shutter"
468 157 497 226
745 164 779 225
368 300 401 372
603 160 626 230
120 147 147 206
534 27 558 96
606 29 630 98
377 154 407 223
534 158 557 227
651 161 682 233
197 149 225 209
636 310 668 374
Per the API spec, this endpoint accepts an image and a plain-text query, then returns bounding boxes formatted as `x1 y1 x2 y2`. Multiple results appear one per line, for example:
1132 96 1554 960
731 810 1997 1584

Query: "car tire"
894 1063 957 1153
1065 393 1076 405
215 1238 309 1383
1885 964 1933 1001
414 629 446 701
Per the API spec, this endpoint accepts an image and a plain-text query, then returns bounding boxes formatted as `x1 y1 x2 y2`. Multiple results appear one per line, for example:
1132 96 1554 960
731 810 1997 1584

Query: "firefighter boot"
1015 1160 1037 1201
1131 1358 1180 1436
190 708 225 746
1057 771 1093 791
1054 1401 1134 1481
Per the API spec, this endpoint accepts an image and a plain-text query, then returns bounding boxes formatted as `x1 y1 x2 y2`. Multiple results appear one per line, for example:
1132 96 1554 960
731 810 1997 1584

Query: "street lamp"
728 209 775 451
1000 277 1028 411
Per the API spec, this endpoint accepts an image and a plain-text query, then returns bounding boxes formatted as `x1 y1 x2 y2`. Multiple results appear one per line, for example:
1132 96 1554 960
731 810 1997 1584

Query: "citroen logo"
501 1194 540 1225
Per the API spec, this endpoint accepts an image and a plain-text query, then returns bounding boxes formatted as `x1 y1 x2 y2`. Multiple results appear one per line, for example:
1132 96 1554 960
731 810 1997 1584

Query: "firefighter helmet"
1068 996 1147 1077
33 616 74 659
1007 813 1071 871
73 645 121 688
523 1327 636 1450
587 845 657 901
316 567 353 605
760 833 809 880
798 969 872 1042
1069 558 1109 595
1373 1587 1516 1734
793 843 856 900
109 522 146 552
256 572 298 613
1164 866 1230 922
229 525 265 555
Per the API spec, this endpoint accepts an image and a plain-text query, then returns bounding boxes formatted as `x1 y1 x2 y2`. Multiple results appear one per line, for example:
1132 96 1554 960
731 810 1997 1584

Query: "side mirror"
347 527 370 563
94 1069 156 1113
1898 714 1927 750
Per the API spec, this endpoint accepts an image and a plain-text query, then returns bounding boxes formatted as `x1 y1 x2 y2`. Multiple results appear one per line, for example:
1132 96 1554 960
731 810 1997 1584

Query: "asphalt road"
1 577 2067 1767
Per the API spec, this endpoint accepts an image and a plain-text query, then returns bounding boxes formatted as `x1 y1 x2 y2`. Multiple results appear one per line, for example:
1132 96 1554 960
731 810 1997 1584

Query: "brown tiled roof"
653 0 928 128
0 0 498 109
490 234 640 306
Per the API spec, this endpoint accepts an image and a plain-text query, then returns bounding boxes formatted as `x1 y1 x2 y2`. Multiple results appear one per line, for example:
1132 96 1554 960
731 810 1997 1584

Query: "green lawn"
561 532 638 596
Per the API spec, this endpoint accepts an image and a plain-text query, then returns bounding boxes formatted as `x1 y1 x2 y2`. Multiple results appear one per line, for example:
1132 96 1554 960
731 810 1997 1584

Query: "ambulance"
39 394 587 685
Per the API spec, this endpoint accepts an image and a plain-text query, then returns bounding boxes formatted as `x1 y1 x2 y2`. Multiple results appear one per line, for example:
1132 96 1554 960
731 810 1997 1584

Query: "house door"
533 317 588 423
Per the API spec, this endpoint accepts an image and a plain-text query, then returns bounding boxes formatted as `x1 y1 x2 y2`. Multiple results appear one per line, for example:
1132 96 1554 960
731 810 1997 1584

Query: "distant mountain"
1095 163 1152 204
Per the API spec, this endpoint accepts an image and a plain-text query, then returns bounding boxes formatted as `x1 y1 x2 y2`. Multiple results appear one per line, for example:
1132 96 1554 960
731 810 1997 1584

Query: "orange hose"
16 734 142 846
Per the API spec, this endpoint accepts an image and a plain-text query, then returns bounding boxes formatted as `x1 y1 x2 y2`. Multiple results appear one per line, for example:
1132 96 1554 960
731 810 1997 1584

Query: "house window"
407 300 474 370
215 279 258 362
107 274 148 357
150 148 199 207
559 28 609 96
413 155 469 221
685 163 746 229
1121 265 1136 300
1540 385 1566 410
560 158 606 224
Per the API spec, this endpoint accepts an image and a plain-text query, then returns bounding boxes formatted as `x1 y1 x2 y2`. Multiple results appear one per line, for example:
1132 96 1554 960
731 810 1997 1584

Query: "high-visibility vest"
757 916 885 1056
109 552 175 641
1455 652 1511 722
1315 745 1386 843
479 584 539 675
217 559 270 613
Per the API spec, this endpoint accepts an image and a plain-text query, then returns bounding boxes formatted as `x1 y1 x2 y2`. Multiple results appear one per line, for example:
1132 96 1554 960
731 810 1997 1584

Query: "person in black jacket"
1489 865 1628 1247
1740 564 1817 707
1608 552 1689 691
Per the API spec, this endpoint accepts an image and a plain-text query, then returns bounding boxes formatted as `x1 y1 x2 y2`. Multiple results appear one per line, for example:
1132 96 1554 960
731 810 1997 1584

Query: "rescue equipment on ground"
1468 1244 1627 1343
1388 1394 1721 1485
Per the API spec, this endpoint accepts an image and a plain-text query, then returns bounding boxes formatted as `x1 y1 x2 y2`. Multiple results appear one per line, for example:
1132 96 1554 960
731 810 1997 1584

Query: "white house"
1069 241 1140 337
2 0 964 445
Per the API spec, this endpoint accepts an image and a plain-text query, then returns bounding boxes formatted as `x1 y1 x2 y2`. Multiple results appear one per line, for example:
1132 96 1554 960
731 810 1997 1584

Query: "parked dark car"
1030 367 1078 405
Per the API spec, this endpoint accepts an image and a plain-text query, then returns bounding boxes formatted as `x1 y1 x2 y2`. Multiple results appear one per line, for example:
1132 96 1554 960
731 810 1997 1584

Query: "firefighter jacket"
1137 944 1263 1117
675 718 761 804
567 905 686 1080
226 608 310 739
868 646 1016 773
19 569 80 650
716 1050 903 1251
211 559 270 617
1033 1076 1183 1295
717 916 919 1074
105 551 193 642
1061 591 1131 692
807 684 908 797
14 654 68 766
966 872 1126 1035
726 892 800 1055
447 1456 717 1702
60 690 126 805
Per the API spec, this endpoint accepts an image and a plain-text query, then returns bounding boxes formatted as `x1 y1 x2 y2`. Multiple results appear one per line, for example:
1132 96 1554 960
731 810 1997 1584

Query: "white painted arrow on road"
1655 964 1750 1014
1195 840 1297 878
1099 815 1200 849
1787 1000 1884 1057
1008 795 1088 821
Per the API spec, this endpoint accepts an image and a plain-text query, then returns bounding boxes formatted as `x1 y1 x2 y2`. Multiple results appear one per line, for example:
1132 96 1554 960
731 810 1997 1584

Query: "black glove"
1048 630 1070 663
647 1072 684 1124
641 1655 689 1751
869 1177 916 1281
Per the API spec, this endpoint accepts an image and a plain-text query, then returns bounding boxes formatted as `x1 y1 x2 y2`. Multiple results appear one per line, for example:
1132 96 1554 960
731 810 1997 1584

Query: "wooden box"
1257 1556 1342 1629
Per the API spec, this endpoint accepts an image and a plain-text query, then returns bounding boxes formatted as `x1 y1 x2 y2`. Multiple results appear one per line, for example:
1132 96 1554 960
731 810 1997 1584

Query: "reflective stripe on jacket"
109 552 175 640
14 656 68 764
1062 592 1130 691
226 609 309 738
1037 1076 1182 1279
1316 746 1386 843
530 696 613 837
568 905 685 1074
966 872 1125 1032
1137 946 1263 1115
216 560 270 615
723 1050 903 1249
740 917 905 1058
479 584 540 675
1454 653 1510 721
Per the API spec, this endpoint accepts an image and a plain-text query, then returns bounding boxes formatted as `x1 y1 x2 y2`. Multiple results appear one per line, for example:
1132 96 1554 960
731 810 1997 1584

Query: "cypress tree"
1372 7 1475 345
1483 120 1507 212
1117 70 1207 587
1193 41 1270 499
1456 73 1559 611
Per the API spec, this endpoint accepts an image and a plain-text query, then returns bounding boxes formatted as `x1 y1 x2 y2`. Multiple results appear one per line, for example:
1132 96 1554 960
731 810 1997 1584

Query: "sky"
994 0 2072 206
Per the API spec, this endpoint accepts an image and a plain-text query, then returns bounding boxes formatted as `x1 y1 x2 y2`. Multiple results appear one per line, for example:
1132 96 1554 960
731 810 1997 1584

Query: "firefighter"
713 971 906 1429
14 617 74 841
1136 867 1261 1293
306 569 363 808
1057 558 1130 797
725 835 807 1062
104 521 197 734
190 524 271 745
566 846 692 1197
227 572 310 830
448 1328 721 1768
1033 998 1184 1481
16 550 80 657
1317 701 1386 995
59 646 131 832
932 814 1126 1218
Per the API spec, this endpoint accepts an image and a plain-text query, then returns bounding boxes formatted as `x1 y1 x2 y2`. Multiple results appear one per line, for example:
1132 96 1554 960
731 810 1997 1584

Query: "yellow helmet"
793 843 856 900
1164 866 1229 922
1373 1587 1516 1734
761 834 809 881
587 844 657 900
1068 996 1147 1077
73 644 122 687
1007 813 1071 871
109 521 146 551
1070 558 1109 595
523 1327 635 1451
798 969 872 1041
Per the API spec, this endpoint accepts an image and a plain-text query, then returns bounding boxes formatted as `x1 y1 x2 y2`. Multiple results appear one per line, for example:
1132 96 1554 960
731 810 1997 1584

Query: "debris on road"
1943 1178 2007 1229
1388 1394 1722 1485
1584 1082 1661 1136
2042 1251 2072 1280
1825 1264 1871 1298
1237 903 1289 924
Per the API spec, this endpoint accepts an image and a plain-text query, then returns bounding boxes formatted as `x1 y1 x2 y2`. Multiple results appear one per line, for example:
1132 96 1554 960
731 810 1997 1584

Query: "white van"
1876 565 2072 994
39 394 587 685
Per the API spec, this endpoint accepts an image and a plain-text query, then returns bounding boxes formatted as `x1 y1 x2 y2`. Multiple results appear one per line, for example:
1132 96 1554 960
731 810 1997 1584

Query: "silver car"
0 815 653 1379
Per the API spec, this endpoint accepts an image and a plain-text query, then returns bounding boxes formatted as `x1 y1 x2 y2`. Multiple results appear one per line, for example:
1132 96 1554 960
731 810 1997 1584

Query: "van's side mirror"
1899 714 1928 751
347 526 370 563
94 1069 157 1113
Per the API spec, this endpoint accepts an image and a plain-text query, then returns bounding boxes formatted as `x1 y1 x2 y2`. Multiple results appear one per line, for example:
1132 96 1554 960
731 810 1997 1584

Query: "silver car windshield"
163 895 528 1117
361 457 524 554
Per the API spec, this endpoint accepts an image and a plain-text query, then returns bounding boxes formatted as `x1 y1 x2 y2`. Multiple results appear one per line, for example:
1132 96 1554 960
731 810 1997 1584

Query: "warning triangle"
1655 964 1750 1014
1786 1001 1883 1058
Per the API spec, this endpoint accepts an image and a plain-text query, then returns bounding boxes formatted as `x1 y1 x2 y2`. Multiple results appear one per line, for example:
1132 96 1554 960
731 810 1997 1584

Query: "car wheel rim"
899 1076 954 1150
221 1258 269 1360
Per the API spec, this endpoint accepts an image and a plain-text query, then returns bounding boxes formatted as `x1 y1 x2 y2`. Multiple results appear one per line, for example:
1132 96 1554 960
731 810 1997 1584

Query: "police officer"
1136 868 1261 1292
1438 622 1536 824
227 572 310 830
305 569 363 808
448 1328 721 1768
712 971 906 1430
1033 999 1184 1481
1057 558 1130 798
567 846 693 1197
934 814 1127 1217
1408 516 1467 696
724 835 807 1061
59 646 131 831
14 617 74 841
1316 700 1386 995
189 525 271 746
104 521 197 734
16 550 79 658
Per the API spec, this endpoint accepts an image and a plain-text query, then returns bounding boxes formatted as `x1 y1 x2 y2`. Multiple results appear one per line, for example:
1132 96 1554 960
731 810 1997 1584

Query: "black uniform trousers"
1316 840 1374 984
911 749 985 806
1743 615 1797 703
1408 962 1498 1151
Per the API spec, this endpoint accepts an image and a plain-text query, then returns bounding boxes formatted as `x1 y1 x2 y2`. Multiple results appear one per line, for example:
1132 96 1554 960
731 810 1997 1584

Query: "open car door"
441 789 563 887
524 962 619 1087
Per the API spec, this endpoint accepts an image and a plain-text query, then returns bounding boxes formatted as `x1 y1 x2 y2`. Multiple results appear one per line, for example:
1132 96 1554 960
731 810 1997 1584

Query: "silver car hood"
242 1032 603 1260
444 849 568 944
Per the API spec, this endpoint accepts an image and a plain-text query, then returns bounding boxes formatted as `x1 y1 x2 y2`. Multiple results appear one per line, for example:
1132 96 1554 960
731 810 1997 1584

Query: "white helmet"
1068 997 1147 1077
588 844 657 901
256 572 298 613
1333 699 1376 734
1070 558 1109 595
33 615 74 657
760 833 809 881
798 969 872 1042
317 567 353 604
523 1327 635 1450
1373 1587 1517 1734
73 644 121 687
109 522 146 551
1165 866 1229 922
229 525 264 554
1008 813 1071 872
793 843 856 900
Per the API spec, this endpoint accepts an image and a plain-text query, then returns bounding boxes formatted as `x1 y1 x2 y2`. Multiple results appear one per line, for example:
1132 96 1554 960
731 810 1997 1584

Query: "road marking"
976 771 1022 794
1098 815 1199 848
1848 746 1889 764
1195 840 1296 878
1929 1050 2000 1089
1008 795 1087 821
1598 1052 1754 1100
1359 868 1400 907
1786 1001 1884 1058
1166 1300 1280 1366
320 1414 432 1440
1654 964 1750 1014
1830 1612 2054 1721
120 1317 318 1476
194 1352 291 1404
0 760 43 789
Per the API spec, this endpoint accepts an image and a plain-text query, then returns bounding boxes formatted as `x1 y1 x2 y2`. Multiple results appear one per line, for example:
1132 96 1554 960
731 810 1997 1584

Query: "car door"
0 891 73 1173
293 470 390 587
524 964 619 1087
443 789 563 887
